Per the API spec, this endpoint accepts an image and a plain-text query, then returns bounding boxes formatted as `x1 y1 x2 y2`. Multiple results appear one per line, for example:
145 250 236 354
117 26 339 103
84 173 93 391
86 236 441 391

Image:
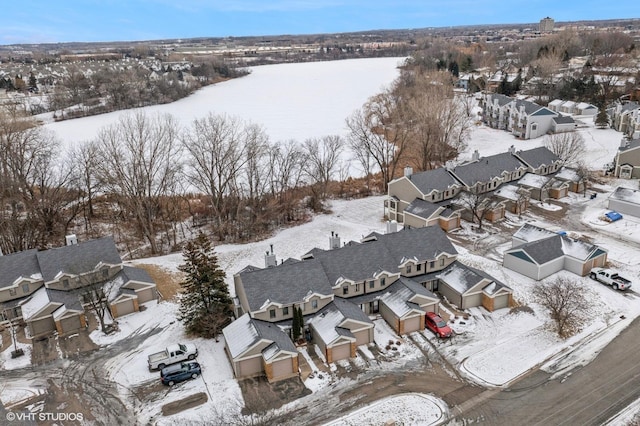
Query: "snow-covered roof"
380 286 416 318
555 167 580 182
223 314 260 358
610 186 640 205
513 223 558 244
494 184 523 201
19 286 52 320
309 308 351 345
518 173 551 188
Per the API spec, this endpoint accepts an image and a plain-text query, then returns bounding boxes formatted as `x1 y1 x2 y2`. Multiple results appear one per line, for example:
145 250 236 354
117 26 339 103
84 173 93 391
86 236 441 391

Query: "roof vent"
330 232 341 250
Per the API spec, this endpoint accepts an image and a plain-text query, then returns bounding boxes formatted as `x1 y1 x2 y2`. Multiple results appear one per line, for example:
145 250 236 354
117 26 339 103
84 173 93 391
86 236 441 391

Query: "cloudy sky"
1 0 637 44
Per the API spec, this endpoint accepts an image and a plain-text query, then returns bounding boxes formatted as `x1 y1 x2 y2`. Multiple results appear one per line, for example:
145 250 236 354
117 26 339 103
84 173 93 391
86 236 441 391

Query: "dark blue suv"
160 361 202 386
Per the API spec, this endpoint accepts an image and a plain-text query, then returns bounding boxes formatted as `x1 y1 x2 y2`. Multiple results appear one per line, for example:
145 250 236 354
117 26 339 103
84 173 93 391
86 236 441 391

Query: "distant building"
540 17 555 33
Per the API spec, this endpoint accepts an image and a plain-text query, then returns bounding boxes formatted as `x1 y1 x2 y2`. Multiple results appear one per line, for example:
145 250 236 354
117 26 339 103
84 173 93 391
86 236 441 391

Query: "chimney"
472 150 480 162
330 231 341 250
265 244 276 268
621 138 629 148
445 160 455 171
404 165 413 178
386 220 398 234
65 234 78 246
508 145 516 154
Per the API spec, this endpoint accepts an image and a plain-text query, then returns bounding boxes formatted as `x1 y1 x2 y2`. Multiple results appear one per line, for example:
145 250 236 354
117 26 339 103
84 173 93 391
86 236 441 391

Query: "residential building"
614 138 640 178
610 102 640 138
0 236 157 337
503 224 607 280
225 226 512 381
607 186 640 217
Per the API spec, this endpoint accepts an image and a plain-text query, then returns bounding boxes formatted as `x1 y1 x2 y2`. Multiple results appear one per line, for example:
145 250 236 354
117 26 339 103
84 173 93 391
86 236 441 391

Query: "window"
369 281 374 289
22 283 29 294
311 300 318 309
416 264 422 272
440 258 445 266
342 286 349 295
381 278 386 286
62 279 69 288
102 268 109 278
407 265 412 273
429 261 435 269
269 309 276 319
9 288 16 296
356 283 360 292
283 306 289 316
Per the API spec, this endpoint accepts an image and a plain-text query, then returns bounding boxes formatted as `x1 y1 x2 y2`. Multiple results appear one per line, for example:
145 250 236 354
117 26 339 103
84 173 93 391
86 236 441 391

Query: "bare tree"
95 112 183 254
80 279 116 334
574 161 593 197
544 132 586 166
533 276 591 338
302 135 343 208
69 141 103 232
456 190 500 231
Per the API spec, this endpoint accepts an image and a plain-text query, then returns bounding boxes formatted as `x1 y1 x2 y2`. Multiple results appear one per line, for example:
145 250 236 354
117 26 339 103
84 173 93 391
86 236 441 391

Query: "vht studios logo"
6 411 84 422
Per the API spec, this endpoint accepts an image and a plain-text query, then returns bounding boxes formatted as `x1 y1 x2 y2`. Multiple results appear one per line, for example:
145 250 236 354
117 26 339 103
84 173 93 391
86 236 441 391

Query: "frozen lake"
44 57 406 150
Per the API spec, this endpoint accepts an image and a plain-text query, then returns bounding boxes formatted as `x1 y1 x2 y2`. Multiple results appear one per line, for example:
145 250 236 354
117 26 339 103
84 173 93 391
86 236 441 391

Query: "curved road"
453 315 640 425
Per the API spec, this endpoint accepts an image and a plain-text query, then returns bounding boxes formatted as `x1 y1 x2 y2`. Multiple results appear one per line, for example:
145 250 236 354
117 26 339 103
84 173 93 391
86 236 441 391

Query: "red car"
425 312 452 338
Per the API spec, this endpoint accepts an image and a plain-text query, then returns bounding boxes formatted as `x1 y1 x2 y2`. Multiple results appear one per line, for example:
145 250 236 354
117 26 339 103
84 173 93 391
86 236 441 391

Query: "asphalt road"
453 314 640 425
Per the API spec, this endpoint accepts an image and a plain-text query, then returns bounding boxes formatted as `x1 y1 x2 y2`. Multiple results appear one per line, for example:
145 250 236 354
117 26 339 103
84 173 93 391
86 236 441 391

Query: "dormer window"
342 285 349 295
407 265 412 273
311 300 318 309
381 277 386 286
63 279 70 288
102 268 109 278
417 264 422 272
269 309 276 319
22 283 29 294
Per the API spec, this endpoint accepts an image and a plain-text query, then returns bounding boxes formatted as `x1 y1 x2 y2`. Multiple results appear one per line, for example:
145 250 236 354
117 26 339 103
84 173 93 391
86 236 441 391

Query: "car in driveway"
425 312 452 338
160 361 202 386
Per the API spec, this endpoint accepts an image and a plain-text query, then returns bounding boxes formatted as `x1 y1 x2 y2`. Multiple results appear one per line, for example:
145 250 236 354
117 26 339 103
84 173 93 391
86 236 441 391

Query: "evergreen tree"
292 306 301 341
178 232 233 339
595 108 609 129
28 72 37 90
298 307 305 339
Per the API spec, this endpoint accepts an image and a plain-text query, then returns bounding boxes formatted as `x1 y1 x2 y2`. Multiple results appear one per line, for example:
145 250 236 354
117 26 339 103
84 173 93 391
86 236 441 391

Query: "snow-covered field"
3 59 640 424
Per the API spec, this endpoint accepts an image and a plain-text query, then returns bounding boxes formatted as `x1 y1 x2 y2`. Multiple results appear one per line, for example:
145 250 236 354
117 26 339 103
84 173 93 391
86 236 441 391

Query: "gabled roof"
239 227 457 312
36 236 122 282
20 287 83 320
0 249 41 290
619 139 640 152
553 115 576 124
223 313 295 359
120 265 154 284
404 167 461 194
451 152 525 187
554 167 581 182
489 93 515 107
507 234 603 264
518 173 551 188
380 277 438 318
437 261 496 295
515 147 560 169
609 186 640 205
404 198 442 220
494 183 525 201
513 223 558 244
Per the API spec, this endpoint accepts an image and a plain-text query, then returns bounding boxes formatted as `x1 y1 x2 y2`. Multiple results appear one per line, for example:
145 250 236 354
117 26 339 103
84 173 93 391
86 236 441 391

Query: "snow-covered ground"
4 59 640 423
43 57 405 151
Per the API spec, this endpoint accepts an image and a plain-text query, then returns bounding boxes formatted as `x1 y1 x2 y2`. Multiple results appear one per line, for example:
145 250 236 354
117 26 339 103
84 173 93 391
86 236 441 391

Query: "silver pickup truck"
147 343 198 370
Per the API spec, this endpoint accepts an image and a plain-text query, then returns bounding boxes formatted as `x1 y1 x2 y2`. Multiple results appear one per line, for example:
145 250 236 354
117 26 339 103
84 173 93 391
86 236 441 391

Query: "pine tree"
292 307 301 341
298 307 305 340
595 108 609 129
178 232 233 339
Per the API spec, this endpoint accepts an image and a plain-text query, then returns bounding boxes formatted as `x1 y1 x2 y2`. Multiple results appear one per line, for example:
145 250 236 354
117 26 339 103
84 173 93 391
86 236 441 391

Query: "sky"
1 0 638 45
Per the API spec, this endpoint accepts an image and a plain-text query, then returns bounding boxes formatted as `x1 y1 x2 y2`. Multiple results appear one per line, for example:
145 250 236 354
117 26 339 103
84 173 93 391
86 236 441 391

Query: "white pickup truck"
148 343 198 370
589 268 633 291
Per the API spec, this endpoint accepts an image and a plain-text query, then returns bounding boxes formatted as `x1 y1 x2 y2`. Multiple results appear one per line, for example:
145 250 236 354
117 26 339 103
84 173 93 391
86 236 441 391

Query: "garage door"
59 315 82 334
404 315 421 334
30 317 55 336
270 358 294 379
353 329 371 346
331 342 351 362
137 287 155 304
238 356 263 377
463 293 482 309
114 299 136 317
492 294 510 310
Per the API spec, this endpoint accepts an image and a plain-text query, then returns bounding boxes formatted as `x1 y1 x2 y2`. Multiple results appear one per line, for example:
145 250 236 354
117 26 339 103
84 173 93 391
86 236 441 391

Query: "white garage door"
59 315 82 333
238 356 263 377
493 294 509 310
271 358 294 379
404 315 421 334
353 329 371 346
331 342 351 362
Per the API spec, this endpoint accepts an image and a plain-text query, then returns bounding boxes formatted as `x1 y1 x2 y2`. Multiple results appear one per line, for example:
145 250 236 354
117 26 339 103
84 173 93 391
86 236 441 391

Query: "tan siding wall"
388 179 423 214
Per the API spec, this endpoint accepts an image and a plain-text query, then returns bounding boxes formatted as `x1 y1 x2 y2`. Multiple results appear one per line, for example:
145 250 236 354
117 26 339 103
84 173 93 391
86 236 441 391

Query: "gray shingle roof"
36 236 122 282
223 313 295 358
553 115 575 124
515 147 560 169
404 198 441 220
120 265 154 284
405 167 460 194
0 249 41 289
451 152 525 187
331 296 374 325
239 226 457 312
253 318 297 353
491 94 515 107
619 138 640 152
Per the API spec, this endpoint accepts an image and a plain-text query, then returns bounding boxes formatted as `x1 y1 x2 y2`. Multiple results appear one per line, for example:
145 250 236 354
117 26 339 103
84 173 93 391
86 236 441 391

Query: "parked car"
148 343 198 370
160 361 202 386
425 312 452 338
589 267 632 291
